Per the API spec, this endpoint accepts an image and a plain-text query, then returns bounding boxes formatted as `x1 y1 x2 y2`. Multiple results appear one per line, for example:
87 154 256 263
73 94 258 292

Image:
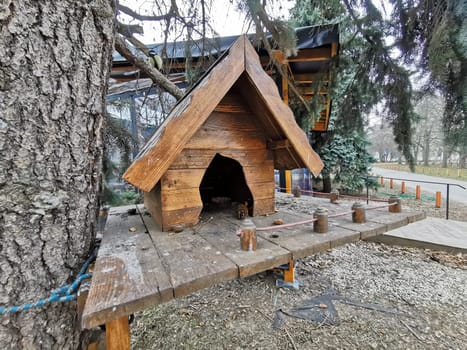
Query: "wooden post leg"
106 316 130 350
285 170 292 194
283 260 295 283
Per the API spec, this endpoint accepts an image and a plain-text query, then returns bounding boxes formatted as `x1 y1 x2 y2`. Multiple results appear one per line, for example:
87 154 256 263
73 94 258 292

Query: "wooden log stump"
313 207 328 233
330 190 339 203
388 195 401 213
292 186 301 197
352 202 366 223
238 220 257 251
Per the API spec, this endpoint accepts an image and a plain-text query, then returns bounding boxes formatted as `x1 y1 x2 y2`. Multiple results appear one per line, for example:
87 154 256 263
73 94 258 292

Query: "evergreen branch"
247 1 311 115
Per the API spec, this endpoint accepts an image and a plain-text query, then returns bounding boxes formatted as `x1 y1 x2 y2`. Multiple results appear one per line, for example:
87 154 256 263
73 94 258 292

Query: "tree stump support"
352 202 366 223
313 207 328 233
330 190 339 203
388 195 402 213
238 220 257 251
292 186 301 197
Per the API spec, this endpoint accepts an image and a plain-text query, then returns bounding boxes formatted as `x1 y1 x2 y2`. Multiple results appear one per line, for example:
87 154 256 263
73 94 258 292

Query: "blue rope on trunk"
0 250 96 315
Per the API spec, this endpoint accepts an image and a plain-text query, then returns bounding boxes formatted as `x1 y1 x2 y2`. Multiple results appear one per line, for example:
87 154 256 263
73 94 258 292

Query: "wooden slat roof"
123 35 323 193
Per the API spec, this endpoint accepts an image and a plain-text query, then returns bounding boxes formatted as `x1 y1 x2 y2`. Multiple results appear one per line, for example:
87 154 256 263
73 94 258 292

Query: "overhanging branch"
114 35 184 100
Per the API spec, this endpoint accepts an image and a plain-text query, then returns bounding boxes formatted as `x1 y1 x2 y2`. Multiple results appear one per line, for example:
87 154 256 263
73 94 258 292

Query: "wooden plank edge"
81 290 173 329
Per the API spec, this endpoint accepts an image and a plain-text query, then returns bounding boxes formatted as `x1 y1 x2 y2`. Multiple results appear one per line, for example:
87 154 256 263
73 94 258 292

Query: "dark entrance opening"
200 154 253 215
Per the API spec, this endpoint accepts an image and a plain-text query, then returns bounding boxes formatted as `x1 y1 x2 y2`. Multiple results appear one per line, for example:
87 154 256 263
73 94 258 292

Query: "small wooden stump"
238 220 257 251
388 195 401 213
313 207 328 233
292 186 301 197
330 190 339 203
352 202 366 223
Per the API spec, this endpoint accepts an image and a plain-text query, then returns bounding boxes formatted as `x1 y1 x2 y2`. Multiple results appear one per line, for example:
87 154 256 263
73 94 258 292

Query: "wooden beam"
267 139 290 150
293 73 329 83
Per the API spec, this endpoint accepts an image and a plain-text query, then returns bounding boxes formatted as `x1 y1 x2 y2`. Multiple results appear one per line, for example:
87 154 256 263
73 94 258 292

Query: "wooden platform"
81 199 425 329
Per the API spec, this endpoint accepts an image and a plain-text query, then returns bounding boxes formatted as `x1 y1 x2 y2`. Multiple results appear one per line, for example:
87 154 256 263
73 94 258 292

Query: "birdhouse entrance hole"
200 154 253 215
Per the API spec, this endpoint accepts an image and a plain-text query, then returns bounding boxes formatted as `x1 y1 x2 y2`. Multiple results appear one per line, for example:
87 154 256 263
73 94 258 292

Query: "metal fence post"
446 184 450 220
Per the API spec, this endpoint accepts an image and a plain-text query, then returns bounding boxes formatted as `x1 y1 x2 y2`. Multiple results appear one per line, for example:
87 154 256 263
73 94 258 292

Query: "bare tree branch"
116 21 150 55
117 2 178 22
114 35 184 100
116 22 144 37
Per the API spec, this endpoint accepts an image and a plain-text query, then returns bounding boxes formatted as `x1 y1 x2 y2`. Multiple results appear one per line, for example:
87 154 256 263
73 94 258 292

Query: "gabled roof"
123 35 323 193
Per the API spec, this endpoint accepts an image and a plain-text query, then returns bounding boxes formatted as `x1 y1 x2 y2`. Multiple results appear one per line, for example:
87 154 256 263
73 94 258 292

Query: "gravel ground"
131 192 467 350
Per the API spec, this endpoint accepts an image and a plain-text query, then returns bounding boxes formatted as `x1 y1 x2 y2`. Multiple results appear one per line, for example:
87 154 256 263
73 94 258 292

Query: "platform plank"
330 216 387 239
196 213 291 277
366 210 410 231
143 215 238 298
252 210 361 258
82 206 173 329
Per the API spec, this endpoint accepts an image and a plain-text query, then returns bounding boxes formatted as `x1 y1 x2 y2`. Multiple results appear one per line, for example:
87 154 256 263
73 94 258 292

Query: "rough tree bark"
0 0 115 348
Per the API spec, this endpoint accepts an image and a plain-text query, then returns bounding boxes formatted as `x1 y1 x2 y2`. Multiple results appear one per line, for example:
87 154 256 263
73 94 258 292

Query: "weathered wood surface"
184 111 266 150
144 216 238 298
196 214 291 277
82 202 425 329
253 210 359 258
82 206 173 329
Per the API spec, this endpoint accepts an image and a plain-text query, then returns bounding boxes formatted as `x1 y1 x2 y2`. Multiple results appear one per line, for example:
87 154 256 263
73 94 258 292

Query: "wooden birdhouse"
123 35 324 231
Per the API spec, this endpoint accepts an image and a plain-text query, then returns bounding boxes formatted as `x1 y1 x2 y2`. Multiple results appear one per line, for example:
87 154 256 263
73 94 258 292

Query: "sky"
121 0 295 44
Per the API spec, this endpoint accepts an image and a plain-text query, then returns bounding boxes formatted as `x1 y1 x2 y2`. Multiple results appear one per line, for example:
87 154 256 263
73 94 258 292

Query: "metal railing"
365 175 466 220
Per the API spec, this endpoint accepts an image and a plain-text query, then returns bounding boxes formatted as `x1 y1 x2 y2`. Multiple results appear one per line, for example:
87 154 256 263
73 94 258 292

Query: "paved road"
371 166 467 205
372 217 467 253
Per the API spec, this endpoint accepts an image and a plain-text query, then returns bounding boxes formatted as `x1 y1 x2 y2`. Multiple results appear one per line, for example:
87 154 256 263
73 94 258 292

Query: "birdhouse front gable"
123 35 323 231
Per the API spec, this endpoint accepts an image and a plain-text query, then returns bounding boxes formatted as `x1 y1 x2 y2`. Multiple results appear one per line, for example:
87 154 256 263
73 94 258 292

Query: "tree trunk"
423 139 430 166
0 1 115 348
322 175 332 193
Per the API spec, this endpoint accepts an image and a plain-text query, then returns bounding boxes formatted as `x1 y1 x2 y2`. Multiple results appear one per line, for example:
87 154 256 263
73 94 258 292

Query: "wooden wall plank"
214 92 252 113
161 169 205 191
184 112 266 150
144 184 162 227
243 164 274 186
162 207 203 230
170 149 273 169
253 197 276 216
247 181 275 200
161 187 202 212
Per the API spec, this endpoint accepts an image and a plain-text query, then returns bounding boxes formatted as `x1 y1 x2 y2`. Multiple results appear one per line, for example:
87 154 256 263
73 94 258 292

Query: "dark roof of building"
112 24 338 63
